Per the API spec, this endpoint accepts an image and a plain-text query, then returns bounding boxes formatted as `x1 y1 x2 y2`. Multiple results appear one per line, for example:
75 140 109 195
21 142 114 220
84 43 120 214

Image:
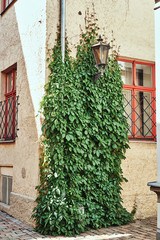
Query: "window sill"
129 140 157 144
0 202 10 209
0 140 15 144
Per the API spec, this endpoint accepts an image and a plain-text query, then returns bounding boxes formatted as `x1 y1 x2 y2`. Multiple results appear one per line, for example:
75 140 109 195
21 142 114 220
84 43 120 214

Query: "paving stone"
0 211 158 240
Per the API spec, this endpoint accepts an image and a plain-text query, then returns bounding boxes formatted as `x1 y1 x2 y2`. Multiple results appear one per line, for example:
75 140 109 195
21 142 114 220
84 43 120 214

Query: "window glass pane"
6 97 14 139
7 72 13 93
119 61 133 85
5 0 12 7
5 0 9 7
14 70 17 90
2 176 7 204
123 90 132 135
136 91 152 137
136 64 152 88
5 0 7 7
8 177 12 205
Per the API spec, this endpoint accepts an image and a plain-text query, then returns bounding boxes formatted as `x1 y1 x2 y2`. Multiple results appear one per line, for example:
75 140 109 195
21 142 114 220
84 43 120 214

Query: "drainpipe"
148 1 160 240
61 0 65 63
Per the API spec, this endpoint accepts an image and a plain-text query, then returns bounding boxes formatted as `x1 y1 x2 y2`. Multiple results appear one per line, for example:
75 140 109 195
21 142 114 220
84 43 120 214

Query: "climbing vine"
32 13 134 236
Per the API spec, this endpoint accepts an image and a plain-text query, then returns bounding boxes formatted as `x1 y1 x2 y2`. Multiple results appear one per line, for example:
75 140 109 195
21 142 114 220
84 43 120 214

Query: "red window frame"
4 68 16 140
118 58 156 141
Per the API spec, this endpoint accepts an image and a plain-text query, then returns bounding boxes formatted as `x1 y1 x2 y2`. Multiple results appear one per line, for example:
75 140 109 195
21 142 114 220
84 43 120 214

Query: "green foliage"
32 17 134 236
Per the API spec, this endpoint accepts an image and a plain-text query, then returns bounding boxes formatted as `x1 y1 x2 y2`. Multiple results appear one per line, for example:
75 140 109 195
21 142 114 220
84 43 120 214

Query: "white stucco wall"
15 0 46 137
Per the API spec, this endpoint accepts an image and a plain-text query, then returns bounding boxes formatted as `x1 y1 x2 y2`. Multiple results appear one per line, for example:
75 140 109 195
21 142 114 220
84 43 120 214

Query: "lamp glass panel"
101 46 108 65
93 46 101 65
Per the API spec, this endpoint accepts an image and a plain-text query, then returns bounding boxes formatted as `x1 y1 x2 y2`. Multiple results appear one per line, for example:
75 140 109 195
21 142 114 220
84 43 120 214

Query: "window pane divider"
132 90 137 138
123 85 155 92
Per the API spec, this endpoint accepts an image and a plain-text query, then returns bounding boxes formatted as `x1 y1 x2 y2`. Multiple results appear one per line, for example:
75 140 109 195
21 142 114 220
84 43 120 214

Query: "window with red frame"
4 68 17 140
1 0 14 12
118 59 156 141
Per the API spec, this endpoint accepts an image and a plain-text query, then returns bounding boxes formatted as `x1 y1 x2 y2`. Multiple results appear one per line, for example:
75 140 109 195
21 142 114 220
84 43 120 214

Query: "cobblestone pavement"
0 211 157 240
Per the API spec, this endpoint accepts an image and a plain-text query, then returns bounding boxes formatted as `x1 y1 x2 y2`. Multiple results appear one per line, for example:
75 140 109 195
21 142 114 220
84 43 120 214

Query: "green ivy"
32 17 134 236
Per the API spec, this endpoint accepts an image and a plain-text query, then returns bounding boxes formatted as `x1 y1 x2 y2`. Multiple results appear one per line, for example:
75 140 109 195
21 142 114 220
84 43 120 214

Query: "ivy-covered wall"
45 0 157 222
33 18 134 236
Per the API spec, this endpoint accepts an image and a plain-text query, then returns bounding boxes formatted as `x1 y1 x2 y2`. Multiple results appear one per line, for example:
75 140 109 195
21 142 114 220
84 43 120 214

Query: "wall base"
0 192 36 226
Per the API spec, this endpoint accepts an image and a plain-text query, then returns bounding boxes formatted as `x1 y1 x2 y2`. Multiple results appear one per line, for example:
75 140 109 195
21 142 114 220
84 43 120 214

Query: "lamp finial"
97 35 103 42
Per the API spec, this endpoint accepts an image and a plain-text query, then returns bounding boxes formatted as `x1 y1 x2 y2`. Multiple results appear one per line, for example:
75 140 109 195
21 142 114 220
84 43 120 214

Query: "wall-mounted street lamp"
91 35 110 81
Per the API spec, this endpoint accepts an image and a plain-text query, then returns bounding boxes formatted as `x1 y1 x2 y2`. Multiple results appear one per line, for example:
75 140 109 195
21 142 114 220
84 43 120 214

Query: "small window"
118 59 156 141
0 66 19 142
5 69 16 141
1 0 15 13
2 175 12 205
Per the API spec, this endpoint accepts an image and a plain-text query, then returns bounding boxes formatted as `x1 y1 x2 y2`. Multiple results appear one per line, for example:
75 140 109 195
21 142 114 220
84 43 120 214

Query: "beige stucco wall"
47 0 155 62
0 6 37 197
121 142 157 218
67 0 155 61
0 0 46 225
